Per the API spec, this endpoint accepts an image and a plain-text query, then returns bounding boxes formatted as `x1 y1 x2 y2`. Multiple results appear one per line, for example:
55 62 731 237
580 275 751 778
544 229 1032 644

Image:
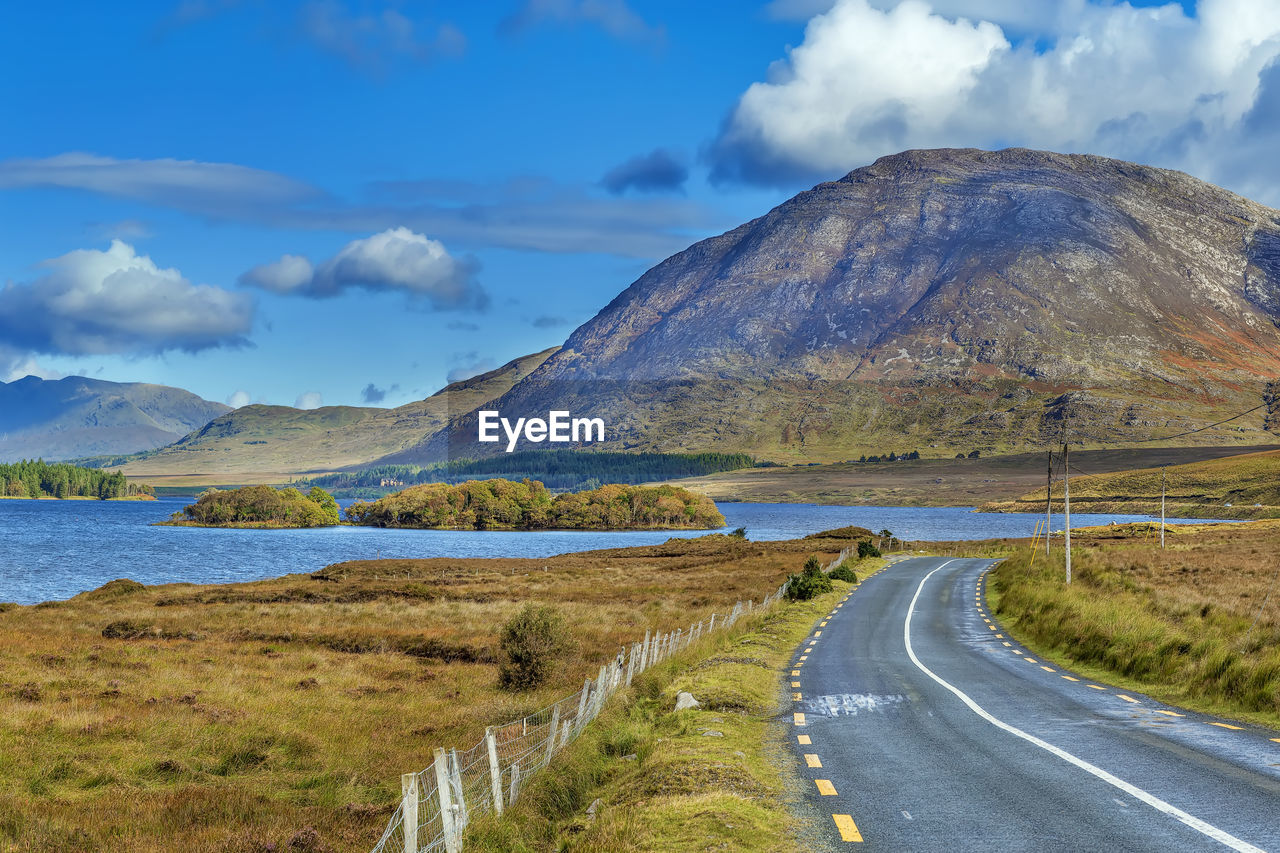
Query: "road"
787 556 1280 851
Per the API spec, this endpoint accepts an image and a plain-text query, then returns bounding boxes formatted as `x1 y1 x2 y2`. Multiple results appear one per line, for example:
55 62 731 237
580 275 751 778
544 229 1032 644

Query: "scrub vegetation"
0 527 873 851
163 485 341 528
345 479 725 530
988 520 1280 727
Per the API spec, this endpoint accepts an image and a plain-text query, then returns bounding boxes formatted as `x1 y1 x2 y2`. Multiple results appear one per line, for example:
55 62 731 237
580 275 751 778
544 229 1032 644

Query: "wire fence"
370 545 856 853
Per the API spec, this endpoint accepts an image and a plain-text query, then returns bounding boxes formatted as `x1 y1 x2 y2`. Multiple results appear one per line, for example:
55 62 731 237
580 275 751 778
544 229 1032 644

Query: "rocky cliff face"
416 148 1280 461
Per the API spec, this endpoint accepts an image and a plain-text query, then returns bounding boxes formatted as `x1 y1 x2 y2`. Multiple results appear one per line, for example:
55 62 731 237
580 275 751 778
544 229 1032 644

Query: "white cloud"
711 0 1280 201
0 240 253 356
295 391 324 409
299 0 466 70
240 227 486 309
1 354 63 383
226 390 251 408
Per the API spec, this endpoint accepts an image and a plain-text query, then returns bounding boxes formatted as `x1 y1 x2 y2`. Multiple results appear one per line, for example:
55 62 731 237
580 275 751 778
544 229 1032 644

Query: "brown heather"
0 529 864 852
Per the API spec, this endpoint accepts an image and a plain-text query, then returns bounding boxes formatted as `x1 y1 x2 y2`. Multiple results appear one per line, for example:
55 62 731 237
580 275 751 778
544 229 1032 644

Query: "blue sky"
4 0 1278 409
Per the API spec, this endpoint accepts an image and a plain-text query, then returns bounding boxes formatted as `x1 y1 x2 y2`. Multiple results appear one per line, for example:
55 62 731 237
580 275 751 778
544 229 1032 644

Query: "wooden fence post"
575 679 591 731
449 748 467 839
485 727 503 816
434 749 459 853
401 773 418 853
508 761 521 807
625 643 636 685
544 703 561 767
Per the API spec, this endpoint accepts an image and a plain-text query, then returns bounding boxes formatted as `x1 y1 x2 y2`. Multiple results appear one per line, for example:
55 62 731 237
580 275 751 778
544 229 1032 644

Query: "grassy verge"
988 525 1280 730
463 563 881 852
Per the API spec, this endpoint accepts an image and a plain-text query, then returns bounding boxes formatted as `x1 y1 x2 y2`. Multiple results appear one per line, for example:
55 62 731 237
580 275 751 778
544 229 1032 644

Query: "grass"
981 448 1280 518
987 520 1280 728
0 529 872 852
463 566 875 852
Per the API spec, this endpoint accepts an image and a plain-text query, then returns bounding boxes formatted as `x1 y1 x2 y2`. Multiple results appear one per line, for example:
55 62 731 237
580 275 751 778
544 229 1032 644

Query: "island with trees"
344 478 725 530
163 485 341 528
0 460 155 500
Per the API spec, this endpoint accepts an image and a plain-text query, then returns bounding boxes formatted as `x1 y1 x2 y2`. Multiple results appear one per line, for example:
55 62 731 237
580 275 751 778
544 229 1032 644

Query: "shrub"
498 605 573 691
857 540 881 559
785 555 833 601
828 563 858 583
730 527 747 538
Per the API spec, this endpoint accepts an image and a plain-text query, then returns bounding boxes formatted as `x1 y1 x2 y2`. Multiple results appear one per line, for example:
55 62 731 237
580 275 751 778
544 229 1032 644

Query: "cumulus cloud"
501 0 663 42
0 240 253 357
295 391 324 409
226 390 251 408
710 0 1280 201
299 0 466 71
240 228 486 309
601 148 689 194
360 382 398 403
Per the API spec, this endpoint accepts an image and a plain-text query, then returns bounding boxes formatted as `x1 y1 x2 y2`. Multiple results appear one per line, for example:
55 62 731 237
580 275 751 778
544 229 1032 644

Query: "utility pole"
1063 442 1072 584
1160 466 1166 549
1045 450 1053 557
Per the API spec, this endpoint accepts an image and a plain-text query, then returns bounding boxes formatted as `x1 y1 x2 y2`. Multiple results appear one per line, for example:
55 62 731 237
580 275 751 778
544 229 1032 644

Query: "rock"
701 729 725 737
674 691 701 711
585 798 602 821
622 753 638 761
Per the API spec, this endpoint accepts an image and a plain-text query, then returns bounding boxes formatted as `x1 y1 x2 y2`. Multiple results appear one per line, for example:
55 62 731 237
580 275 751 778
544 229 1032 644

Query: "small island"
345 478 726 530
162 485 341 528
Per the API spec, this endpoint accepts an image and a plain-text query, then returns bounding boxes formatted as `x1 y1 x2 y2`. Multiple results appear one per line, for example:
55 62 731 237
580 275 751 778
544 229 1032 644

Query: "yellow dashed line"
815 779 837 796
1270 738 1280 744
1041 666 1056 672
1154 710 1183 717
1002 642 1012 647
1088 685 1107 691
1118 695 1140 704
1023 657 1037 663
794 713 806 726
983 618 991 623
814 631 822 637
1209 722 1243 731
800 655 808 661
797 734 811 745
1061 675 1080 682
791 670 800 676
988 625 996 630
793 692 803 701
791 681 801 688
995 634 1003 638
820 621 829 627
804 753 822 768
833 814 864 842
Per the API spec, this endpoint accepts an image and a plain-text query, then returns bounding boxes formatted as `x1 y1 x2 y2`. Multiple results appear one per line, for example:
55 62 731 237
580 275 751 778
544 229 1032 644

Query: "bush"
785 555 833 601
498 604 573 691
828 563 858 583
857 540 881 559
730 527 747 539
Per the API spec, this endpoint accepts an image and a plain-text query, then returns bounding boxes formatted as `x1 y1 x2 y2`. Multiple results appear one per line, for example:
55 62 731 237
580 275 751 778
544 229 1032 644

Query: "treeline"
345 478 725 530
0 460 154 499
169 485 341 527
307 450 754 496
844 450 922 463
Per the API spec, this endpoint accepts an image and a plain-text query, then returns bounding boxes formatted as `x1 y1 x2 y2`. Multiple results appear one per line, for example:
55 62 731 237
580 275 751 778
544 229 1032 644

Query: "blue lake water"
0 497 1224 604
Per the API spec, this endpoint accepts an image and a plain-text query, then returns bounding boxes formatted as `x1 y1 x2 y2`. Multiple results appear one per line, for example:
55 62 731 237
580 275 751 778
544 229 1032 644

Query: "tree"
786 555 833 601
498 605 573 691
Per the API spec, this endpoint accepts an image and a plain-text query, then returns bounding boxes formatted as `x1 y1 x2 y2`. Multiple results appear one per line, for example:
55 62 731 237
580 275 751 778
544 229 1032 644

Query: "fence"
370 546 858 853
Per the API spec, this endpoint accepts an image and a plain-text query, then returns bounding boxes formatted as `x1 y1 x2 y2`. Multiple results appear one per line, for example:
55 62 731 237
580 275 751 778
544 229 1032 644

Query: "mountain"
114 347 558 480
0 376 230 462
418 147 1280 463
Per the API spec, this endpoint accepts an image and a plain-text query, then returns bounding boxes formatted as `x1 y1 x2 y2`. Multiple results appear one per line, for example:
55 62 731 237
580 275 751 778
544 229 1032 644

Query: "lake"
0 497 1223 604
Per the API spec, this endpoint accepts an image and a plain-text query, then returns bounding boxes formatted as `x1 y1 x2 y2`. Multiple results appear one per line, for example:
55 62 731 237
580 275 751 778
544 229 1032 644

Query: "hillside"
114 347 557 482
416 147 1280 464
0 375 229 462
981 448 1280 519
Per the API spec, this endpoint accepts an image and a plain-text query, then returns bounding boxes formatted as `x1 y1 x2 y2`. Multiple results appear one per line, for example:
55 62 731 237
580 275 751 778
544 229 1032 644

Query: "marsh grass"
0 532 863 851
990 520 1280 727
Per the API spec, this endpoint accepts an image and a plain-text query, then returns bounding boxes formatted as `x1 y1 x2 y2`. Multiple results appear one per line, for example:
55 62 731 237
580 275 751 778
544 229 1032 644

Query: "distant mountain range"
0 376 230 462
420 147 1280 462
21 147 1280 478
113 348 557 479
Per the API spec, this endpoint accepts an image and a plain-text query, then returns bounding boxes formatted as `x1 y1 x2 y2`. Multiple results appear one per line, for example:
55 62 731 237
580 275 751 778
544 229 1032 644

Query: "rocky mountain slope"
417 148 1280 463
115 347 558 479
0 376 230 462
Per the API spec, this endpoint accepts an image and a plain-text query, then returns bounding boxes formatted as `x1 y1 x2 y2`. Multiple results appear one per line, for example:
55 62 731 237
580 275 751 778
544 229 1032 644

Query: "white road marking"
904 562 1264 853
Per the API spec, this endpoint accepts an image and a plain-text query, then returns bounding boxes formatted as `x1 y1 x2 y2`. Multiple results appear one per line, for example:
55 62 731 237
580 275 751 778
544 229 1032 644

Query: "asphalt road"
787 556 1280 851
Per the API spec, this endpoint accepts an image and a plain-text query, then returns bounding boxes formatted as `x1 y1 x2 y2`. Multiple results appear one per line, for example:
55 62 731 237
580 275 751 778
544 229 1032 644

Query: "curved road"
787 556 1280 851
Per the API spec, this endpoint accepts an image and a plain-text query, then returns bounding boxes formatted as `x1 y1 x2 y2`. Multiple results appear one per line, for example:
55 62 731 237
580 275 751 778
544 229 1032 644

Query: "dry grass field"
988 520 1280 727
0 530 865 852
